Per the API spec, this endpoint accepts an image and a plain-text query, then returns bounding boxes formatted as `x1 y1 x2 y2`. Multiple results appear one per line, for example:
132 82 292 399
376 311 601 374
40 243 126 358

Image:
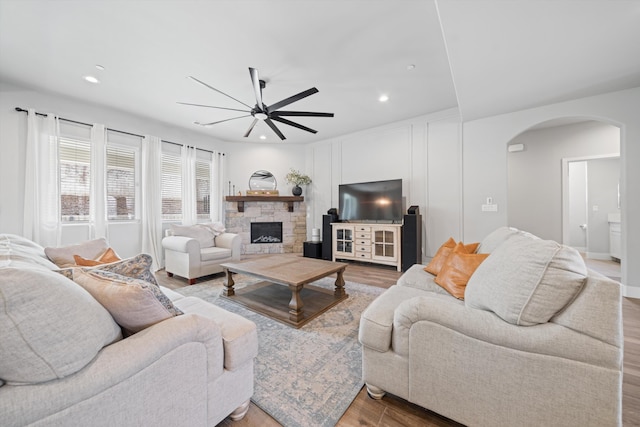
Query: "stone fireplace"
225 199 306 254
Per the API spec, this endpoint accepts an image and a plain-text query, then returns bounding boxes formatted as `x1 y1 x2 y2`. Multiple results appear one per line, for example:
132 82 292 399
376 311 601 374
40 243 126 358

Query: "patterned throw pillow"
91 253 159 286
54 268 76 280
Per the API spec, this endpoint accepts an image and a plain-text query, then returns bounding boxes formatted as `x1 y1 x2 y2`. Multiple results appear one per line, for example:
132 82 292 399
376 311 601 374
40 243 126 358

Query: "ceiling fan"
179 67 334 140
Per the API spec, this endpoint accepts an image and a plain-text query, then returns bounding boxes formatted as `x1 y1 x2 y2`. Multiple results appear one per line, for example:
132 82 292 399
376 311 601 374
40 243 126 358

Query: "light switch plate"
482 204 498 212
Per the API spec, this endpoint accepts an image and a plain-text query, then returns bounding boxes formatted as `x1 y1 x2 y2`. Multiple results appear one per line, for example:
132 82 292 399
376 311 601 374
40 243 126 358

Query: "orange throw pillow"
435 243 489 299
424 238 480 276
465 242 480 254
424 237 456 275
74 248 121 266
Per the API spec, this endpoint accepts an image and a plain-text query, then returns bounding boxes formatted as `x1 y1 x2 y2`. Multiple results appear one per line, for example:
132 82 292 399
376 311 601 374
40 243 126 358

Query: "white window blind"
196 160 211 219
59 138 90 222
161 153 182 220
106 146 137 220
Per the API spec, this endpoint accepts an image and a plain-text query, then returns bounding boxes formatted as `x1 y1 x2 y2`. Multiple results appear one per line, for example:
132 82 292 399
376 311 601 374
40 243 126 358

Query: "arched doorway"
506 118 622 280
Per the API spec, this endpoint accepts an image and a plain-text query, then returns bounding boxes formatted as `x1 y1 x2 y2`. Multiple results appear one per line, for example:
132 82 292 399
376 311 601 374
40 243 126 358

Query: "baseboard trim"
586 252 612 261
623 285 640 299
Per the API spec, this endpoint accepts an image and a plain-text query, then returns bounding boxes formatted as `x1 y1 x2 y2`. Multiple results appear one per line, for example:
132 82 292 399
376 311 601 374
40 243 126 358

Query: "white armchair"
162 225 241 285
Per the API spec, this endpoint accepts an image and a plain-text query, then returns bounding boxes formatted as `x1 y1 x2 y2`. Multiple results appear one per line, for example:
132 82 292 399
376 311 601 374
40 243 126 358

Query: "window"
161 153 182 220
196 160 211 219
59 138 91 222
106 146 137 220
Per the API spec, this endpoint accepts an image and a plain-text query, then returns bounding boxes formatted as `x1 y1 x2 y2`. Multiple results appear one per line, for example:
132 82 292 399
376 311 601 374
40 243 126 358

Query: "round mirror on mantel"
248 170 277 191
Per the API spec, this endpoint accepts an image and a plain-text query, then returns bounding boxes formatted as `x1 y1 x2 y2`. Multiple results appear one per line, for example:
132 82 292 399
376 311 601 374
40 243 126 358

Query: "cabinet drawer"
355 226 371 232
356 238 371 246
356 232 371 239
356 245 371 253
356 251 372 260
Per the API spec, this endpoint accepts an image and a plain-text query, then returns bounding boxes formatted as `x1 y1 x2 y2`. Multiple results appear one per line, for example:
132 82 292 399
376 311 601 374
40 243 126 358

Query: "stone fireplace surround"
225 200 306 255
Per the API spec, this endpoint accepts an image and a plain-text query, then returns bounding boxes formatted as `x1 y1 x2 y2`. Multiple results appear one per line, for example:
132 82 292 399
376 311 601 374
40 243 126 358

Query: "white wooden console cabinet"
332 222 402 271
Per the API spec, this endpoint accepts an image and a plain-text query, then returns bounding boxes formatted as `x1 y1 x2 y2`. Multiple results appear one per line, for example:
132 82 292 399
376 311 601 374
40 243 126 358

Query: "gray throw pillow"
44 238 109 267
0 267 121 384
73 269 182 333
465 236 587 325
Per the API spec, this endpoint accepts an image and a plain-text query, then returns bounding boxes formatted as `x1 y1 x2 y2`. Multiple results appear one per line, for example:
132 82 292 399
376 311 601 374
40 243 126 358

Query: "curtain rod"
14 107 224 156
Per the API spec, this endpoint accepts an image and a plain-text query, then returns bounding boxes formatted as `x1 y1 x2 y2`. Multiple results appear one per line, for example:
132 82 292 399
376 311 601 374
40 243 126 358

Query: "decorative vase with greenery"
285 168 311 196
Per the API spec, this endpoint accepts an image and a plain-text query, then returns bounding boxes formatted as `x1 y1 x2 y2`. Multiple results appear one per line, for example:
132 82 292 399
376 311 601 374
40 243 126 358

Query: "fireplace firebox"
251 222 283 244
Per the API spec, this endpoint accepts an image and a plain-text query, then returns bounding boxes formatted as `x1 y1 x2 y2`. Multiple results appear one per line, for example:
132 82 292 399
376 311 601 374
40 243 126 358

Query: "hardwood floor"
162 256 638 426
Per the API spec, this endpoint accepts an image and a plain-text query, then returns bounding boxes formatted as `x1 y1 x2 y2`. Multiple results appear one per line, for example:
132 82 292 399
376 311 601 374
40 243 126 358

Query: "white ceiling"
1 0 639 144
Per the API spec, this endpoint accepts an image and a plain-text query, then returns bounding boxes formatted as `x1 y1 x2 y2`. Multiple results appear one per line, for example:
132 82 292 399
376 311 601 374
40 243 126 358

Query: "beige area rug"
175 274 385 427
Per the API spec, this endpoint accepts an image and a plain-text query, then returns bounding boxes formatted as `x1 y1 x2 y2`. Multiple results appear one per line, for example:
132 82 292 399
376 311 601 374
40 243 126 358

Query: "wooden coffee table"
220 256 348 328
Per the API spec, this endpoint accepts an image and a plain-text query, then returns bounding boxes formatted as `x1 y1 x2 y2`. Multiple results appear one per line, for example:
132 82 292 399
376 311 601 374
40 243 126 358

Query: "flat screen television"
338 179 403 222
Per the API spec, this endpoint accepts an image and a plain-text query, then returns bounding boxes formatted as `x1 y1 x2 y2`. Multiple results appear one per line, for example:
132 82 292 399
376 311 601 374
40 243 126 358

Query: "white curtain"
141 135 163 271
89 124 108 240
210 150 226 223
23 109 61 247
181 145 197 225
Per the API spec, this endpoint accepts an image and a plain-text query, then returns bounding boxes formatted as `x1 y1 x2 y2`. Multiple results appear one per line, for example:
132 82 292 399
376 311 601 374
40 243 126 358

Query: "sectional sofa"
0 234 257 427
359 227 623 426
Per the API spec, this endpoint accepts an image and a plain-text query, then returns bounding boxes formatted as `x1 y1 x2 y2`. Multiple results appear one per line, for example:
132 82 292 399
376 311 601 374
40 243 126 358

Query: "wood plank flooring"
159 256 638 426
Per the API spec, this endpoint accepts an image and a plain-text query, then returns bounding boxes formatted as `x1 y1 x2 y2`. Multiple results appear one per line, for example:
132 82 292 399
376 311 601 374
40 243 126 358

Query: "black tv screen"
339 179 403 222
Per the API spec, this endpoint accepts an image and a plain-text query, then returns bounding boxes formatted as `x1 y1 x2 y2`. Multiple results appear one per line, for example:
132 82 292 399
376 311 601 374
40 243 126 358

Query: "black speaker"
402 213 422 272
407 205 419 215
322 212 339 260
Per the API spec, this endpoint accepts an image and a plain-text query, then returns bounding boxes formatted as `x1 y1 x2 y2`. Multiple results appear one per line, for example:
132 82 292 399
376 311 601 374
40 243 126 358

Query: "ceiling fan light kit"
180 67 334 140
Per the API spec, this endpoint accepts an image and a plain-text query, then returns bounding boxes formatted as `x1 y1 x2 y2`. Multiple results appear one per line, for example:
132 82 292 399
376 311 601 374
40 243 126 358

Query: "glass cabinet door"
335 226 355 257
373 229 397 260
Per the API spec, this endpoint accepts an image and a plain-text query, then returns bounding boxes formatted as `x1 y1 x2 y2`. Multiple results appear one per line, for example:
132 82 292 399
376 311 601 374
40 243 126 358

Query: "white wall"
507 121 619 242
225 142 306 198
463 86 640 295
306 108 461 259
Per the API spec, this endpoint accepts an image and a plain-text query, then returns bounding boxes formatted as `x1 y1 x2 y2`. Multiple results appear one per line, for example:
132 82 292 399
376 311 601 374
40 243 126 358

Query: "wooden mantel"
225 195 304 213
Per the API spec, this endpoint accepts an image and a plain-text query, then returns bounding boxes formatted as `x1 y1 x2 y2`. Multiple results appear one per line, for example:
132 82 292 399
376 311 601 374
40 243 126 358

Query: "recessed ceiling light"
379 95 389 103
407 64 416 71
84 75 100 84
259 135 267 140
95 64 105 71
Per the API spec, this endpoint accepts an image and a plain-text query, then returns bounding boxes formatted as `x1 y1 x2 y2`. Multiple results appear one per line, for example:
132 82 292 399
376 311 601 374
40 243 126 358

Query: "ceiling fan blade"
195 114 251 127
177 102 250 113
270 110 334 118
270 116 317 134
249 67 263 109
244 118 259 137
267 87 319 112
187 76 253 109
264 118 286 140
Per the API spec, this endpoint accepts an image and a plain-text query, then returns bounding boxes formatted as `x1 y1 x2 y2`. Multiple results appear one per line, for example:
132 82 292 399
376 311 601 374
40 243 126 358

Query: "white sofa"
163 224 241 285
0 234 258 427
359 227 623 427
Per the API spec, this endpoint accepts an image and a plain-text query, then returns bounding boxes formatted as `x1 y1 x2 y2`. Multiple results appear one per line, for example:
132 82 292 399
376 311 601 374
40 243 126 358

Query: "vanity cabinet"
332 223 402 271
